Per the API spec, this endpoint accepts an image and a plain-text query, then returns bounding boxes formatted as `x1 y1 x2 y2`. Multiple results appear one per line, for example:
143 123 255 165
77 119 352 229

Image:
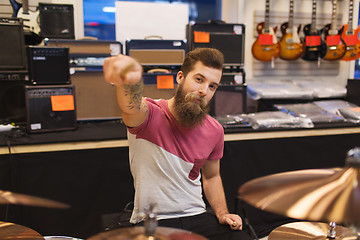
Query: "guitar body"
279 22 303 60
341 24 360 61
301 24 327 61
252 22 280 62
9 0 41 35
17 8 40 35
322 24 346 61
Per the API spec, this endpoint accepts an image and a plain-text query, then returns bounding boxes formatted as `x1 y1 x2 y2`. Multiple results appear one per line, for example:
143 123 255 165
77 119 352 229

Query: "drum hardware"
0 221 44 239
238 147 360 225
44 236 83 240
267 221 358 240
88 203 208 240
87 226 208 240
0 190 70 209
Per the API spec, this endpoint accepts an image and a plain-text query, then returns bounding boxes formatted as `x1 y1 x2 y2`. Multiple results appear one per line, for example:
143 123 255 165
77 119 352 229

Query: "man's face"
173 61 222 127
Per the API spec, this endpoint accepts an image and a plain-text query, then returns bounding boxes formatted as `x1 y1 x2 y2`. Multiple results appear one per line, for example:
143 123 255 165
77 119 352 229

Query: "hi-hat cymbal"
0 221 44 239
268 222 358 240
238 167 360 224
0 190 70 209
87 226 208 240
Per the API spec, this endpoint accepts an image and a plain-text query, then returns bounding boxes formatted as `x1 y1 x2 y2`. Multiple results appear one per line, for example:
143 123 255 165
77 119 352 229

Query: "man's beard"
173 83 210 127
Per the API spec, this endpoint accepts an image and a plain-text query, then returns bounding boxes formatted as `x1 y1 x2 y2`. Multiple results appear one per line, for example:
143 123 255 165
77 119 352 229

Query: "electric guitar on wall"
279 0 303 60
251 0 280 62
301 0 327 61
322 0 346 61
9 0 40 35
340 0 360 61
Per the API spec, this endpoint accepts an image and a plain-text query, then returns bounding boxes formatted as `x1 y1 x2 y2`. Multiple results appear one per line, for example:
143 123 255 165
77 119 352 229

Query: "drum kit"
85 148 360 240
1 147 359 239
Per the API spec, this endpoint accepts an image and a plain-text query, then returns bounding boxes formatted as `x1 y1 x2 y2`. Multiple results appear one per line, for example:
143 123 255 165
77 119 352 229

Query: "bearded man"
103 48 252 240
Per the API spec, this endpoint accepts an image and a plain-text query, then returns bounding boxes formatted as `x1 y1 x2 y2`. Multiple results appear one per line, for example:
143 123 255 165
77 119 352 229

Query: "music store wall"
224 0 358 86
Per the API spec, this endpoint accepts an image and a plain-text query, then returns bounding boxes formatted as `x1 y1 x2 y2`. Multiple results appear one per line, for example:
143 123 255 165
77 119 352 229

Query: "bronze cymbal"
238 167 360 224
0 221 44 239
87 226 208 240
0 190 70 209
268 222 358 240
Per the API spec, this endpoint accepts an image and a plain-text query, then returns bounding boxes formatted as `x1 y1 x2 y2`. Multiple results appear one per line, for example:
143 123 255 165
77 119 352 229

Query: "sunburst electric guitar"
252 0 280 62
301 0 327 61
341 0 360 61
279 0 303 60
322 0 346 61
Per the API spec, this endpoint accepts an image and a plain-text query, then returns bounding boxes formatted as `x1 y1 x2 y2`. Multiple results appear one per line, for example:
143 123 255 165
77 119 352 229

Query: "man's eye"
209 85 217 91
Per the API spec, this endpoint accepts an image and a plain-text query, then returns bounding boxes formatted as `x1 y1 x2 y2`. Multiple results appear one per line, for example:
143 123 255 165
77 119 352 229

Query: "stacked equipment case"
186 21 247 116
126 39 187 100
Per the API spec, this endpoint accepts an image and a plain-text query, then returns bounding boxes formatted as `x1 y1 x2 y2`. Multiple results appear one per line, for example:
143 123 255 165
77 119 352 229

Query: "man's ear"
176 71 184 84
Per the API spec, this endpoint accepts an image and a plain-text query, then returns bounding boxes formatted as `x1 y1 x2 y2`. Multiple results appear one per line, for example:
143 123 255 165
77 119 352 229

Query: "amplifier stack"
186 21 247 116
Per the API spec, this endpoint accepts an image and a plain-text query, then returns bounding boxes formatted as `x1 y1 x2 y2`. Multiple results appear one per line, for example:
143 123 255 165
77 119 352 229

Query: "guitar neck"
310 0 317 33
264 0 270 32
22 0 29 13
347 0 354 34
288 0 294 29
330 0 338 32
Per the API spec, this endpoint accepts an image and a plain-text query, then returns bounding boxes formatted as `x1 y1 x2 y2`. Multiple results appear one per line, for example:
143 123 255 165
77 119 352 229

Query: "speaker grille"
39 3 75 39
25 85 77 132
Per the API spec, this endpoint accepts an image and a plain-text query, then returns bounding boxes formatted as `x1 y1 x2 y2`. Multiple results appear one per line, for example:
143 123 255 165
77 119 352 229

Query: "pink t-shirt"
127 98 224 223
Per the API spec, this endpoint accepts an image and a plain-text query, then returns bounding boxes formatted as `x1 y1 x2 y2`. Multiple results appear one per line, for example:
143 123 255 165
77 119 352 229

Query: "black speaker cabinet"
25 85 76 133
0 80 26 124
0 18 27 72
186 21 245 67
346 79 360 106
210 84 247 117
27 46 70 85
39 3 74 39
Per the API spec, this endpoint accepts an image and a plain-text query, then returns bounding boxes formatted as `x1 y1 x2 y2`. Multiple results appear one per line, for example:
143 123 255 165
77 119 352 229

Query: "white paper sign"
115 1 189 44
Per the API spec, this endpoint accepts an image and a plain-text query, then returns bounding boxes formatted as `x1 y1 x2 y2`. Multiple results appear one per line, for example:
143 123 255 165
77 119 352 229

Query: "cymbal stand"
144 203 158 239
327 222 336 239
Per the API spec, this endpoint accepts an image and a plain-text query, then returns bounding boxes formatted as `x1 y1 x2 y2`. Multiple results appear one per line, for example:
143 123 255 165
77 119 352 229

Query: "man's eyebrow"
194 73 206 78
194 73 219 87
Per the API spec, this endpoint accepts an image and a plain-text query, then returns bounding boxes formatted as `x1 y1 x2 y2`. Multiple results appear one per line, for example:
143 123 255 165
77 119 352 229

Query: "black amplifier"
186 21 245 67
0 17 27 73
210 84 247 117
27 46 70 85
25 85 76 132
39 3 74 39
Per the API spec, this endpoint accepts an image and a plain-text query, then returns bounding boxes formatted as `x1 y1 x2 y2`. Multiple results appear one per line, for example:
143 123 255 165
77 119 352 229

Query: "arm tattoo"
123 81 144 111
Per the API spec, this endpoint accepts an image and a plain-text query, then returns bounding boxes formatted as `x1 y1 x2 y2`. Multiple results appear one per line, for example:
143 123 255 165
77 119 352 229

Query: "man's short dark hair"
181 48 224 78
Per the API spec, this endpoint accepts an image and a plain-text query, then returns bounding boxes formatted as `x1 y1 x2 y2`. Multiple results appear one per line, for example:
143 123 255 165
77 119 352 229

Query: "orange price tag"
305 35 321 46
349 107 360 113
343 35 359 46
51 95 75 111
326 35 340 46
157 75 174 89
259 34 273 45
194 31 210 43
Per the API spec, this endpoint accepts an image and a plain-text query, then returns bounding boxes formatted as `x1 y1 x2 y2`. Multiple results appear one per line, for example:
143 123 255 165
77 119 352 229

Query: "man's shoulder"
205 114 223 130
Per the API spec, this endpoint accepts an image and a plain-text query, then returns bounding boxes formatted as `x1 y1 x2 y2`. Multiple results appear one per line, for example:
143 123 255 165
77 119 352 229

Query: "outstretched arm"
202 159 243 230
103 54 148 128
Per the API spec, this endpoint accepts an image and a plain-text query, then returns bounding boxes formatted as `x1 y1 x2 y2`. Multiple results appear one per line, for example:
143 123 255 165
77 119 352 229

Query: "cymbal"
0 190 70 209
88 226 208 240
268 222 358 240
238 167 360 224
0 221 44 239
